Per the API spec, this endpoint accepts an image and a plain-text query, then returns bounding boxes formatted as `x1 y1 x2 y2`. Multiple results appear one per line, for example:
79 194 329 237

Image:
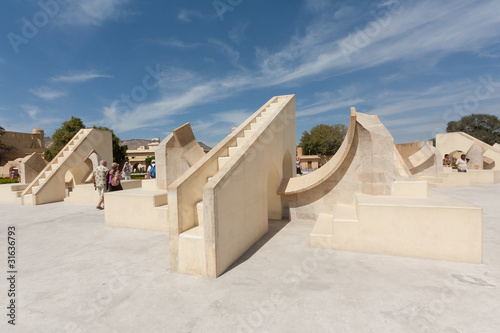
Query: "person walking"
108 162 123 191
122 160 132 180
147 160 156 179
92 160 109 210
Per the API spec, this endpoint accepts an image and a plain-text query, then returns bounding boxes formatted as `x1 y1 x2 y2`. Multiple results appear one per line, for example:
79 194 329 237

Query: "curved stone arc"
277 107 357 195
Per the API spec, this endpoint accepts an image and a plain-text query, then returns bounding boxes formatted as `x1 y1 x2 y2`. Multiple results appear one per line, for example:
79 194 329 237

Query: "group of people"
91 160 133 210
443 153 469 173
91 159 154 210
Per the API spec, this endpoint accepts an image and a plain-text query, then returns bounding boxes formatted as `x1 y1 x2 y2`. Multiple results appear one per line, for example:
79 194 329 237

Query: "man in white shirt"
92 160 109 209
456 154 468 173
147 160 156 179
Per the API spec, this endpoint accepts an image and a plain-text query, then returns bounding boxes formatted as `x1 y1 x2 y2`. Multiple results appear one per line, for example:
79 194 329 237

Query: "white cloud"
59 0 131 25
22 105 41 119
30 87 66 100
101 0 500 141
51 71 113 83
152 38 202 49
177 9 203 22
208 39 245 70
228 22 249 44
297 88 364 117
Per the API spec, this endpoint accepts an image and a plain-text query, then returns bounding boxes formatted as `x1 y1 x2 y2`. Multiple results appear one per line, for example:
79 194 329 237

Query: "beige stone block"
391 180 427 198
104 188 169 232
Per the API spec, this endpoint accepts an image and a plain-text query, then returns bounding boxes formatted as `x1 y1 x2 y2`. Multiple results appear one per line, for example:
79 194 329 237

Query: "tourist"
443 154 451 167
296 156 302 175
122 160 132 180
456 154 468 173
9 170 15 179
147 159 156 179
108 162 123 191
92 160 108 210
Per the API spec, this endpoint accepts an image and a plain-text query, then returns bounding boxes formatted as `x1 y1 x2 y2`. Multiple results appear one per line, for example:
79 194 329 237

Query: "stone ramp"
21 128 113 205
168 95 296 277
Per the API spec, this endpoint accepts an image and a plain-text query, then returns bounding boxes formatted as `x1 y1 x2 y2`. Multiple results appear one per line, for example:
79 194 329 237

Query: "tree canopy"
0 125 13 165
446 114 500 146
44 117 127 164
44 117 85 161
299 124 348 157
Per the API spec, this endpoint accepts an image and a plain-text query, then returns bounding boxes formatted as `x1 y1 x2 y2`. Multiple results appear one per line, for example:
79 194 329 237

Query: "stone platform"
1 183 499 332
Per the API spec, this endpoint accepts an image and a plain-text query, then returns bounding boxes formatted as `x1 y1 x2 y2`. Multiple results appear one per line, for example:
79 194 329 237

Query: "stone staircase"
21 128 112 205
174 98 286 276
418 171 470 188
0 184 28 203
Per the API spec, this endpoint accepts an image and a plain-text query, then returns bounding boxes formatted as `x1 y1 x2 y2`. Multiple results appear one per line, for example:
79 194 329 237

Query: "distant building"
125 137 212 172
0 127 45 177
126 138 160 172
296 147 320 171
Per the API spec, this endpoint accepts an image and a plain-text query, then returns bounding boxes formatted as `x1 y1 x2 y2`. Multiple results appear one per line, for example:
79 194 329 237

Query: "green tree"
92 126 128 166
447 114 500 146
44 117 86 161
43 118 127 165
0 125 13 165
299 124 348 157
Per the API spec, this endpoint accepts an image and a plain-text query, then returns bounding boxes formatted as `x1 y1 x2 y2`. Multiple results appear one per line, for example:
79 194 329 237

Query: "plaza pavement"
1 184 499 332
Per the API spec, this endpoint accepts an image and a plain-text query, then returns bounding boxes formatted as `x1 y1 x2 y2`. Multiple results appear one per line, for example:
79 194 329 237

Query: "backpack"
150 165 156 178
111 171 120 186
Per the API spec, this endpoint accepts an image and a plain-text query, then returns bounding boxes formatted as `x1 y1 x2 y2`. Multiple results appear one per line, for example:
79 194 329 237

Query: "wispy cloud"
151 38 203 49
297 88 364 117
228 21 249 44
208 39 244 70
51 71 113 83
23 105 41 119
29 87 66 100
177 9 203 22
101 0 500 141
59 0 132 25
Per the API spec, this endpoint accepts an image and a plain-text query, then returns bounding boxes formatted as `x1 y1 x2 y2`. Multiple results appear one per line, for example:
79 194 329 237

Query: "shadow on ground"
223 218 290 275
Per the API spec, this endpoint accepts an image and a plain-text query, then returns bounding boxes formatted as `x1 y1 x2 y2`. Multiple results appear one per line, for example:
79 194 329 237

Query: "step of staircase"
236 137 247 146
196 201 204 227
228 146 239 156
218 156 231 169
333 203 358 223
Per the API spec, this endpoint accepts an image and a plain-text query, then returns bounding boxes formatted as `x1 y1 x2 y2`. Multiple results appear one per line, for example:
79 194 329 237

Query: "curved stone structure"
278 107 357 195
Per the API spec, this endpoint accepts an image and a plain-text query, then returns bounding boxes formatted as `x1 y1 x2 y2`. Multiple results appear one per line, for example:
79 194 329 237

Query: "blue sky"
1 0 500 147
